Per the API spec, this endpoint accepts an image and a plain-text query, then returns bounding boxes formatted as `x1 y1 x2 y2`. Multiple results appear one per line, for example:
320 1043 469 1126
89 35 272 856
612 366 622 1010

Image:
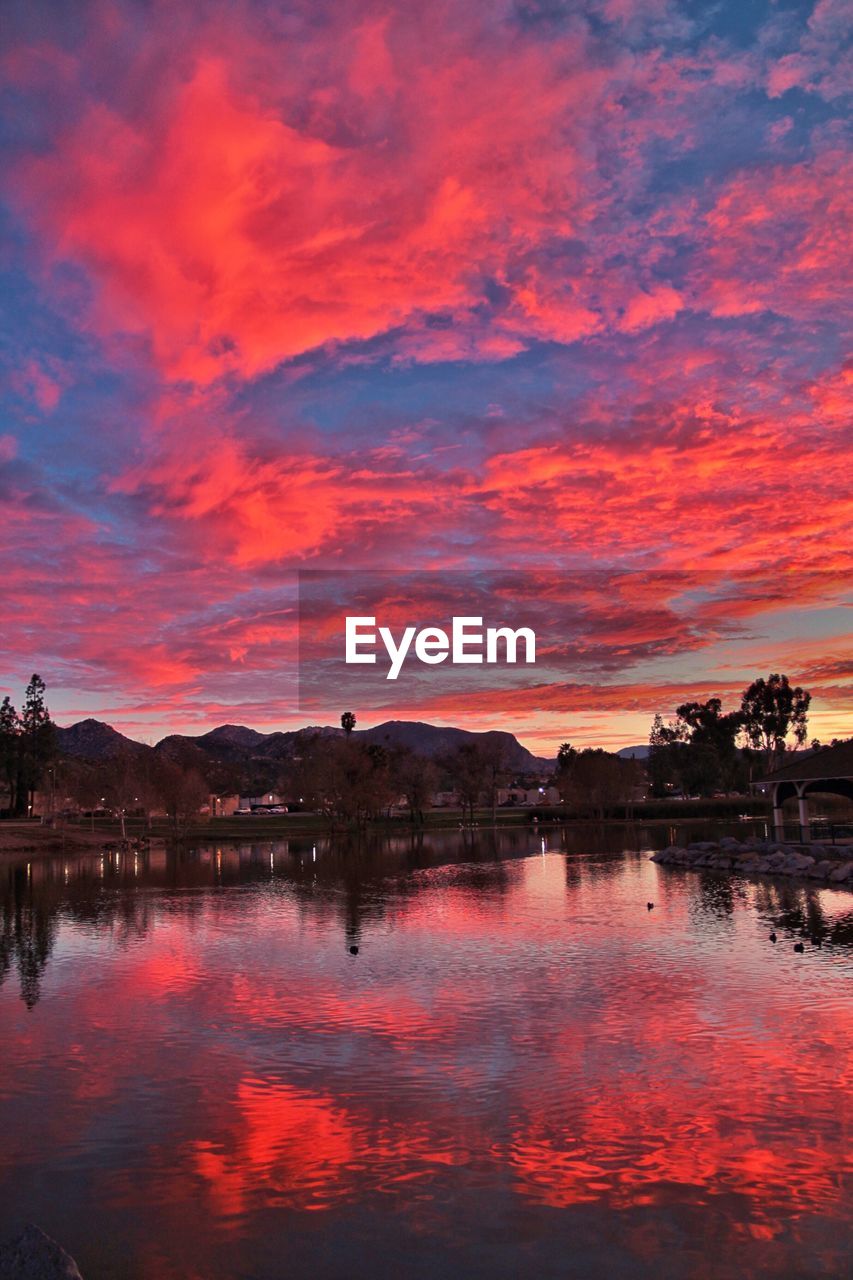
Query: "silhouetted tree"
447 742 492 822
674 697 744 793
341 711 356 737
556 747 638 818
17 675 56 816
555 742 577 802
648 715 686 797
393 749 438 825
0 696 19 815
481 738 510 823
156 761 208 830
740 673 810 772
296 734 393 826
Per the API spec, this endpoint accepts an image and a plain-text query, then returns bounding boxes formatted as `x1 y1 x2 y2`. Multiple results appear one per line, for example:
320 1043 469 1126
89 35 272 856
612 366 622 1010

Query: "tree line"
648 673 811 798
0 671 827 829
0 675 209 829
291 712 510 827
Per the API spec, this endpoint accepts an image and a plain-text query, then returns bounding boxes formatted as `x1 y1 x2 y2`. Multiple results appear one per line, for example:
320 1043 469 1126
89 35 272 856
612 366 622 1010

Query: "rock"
648 842 852 890
0 1225 83 1279
783 854 815 872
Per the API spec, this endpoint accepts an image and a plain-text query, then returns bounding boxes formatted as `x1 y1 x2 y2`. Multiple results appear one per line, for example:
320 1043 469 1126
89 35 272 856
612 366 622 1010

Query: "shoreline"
0 810 771 860
0 824 125 857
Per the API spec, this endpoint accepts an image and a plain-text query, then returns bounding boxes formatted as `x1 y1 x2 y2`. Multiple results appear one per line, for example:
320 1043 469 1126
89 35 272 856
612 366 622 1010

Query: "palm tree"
341 711 356 737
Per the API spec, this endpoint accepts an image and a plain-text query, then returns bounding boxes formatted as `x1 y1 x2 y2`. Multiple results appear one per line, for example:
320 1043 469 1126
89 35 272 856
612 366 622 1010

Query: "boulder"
0 1225 83 1280
783 854 815 872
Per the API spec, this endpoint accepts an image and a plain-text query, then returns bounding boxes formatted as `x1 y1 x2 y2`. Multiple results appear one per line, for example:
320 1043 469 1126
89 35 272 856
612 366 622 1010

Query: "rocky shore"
650 837 853 888
0 1224 83 1279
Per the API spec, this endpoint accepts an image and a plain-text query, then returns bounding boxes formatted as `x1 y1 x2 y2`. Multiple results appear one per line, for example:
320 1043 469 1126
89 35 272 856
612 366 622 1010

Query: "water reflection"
0 827 850 1280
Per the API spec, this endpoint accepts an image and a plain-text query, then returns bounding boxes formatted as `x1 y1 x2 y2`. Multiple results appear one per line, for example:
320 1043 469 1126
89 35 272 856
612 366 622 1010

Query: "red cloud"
12 25 608 384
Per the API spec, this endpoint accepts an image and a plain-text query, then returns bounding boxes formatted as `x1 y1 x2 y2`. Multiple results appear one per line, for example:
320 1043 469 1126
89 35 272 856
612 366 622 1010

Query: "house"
239 792 285 811
209 793 241 817
497 785 561 807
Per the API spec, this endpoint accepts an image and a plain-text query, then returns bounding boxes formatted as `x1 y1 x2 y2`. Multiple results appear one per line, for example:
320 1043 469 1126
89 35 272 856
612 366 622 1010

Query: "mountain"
617 745 650 760
54 718 150 762
196 724 268 750
53 717 553 781
351 721 552 772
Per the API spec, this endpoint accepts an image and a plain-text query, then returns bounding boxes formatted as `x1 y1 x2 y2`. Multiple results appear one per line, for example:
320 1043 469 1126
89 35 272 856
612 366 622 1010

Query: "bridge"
758 739 853 841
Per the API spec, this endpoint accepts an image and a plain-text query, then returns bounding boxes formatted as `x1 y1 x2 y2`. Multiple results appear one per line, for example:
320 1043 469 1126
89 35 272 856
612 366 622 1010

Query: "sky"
0 0 851 752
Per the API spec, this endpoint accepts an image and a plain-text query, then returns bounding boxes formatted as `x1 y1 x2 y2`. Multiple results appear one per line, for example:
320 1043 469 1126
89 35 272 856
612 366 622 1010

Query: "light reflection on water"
0 824 851 1279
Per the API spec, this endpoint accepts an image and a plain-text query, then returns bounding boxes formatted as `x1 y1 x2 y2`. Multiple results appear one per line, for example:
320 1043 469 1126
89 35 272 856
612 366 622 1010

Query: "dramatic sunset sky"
1 0 851 751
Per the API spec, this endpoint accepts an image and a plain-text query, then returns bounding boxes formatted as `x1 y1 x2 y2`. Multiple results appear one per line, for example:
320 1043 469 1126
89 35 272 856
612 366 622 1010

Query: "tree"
556 747 638 818
674 697 744 793
156 761 208 831
740 673 811 772
648 715 686 797
393 750 438 825
18 675 56 817
555 742 577 803
447 742 491 822
480 738 510 823
341 711 356 737
102 748 150 838
0 697 19 815
296 735 392 827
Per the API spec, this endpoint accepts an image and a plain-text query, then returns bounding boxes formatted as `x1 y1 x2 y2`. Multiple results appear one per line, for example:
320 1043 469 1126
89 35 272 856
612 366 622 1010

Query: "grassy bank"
0 821 119 855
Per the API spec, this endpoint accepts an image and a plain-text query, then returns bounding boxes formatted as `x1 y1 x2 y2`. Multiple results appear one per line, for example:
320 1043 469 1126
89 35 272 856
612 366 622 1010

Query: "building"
239 793 285 811
209 793 241 817
497 785 561 807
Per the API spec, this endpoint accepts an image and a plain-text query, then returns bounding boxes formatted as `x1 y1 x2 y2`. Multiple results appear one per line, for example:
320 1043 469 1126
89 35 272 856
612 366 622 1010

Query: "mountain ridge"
54 717 555 772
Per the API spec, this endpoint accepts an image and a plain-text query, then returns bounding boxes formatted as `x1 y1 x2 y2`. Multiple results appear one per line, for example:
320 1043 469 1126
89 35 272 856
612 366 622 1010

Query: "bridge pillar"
797 787 810 842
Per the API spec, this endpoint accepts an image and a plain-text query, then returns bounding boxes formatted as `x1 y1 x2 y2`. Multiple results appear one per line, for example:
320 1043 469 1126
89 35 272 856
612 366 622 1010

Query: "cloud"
0 0 850 743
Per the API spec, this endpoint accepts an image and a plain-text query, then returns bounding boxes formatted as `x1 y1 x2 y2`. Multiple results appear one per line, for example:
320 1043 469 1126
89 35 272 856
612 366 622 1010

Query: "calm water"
1 825 851 1280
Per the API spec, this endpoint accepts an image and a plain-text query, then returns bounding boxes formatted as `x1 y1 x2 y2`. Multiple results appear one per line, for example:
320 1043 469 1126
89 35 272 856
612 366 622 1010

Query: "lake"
1 824 851 1279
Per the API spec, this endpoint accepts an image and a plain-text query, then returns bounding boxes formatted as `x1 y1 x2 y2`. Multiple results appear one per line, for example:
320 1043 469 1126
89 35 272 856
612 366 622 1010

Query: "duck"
349 945 359 955
769 932 777 943
793 942 805 953
647 902 654 911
